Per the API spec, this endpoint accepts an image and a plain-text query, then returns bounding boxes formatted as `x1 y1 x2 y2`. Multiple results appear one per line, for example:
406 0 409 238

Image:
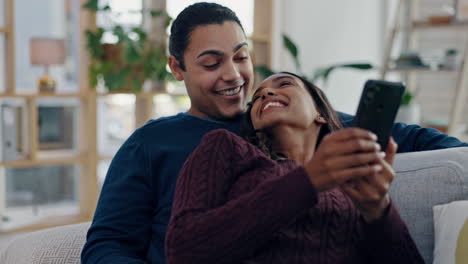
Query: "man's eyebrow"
197 50 223 58
233 42 248 52
197 42 248 59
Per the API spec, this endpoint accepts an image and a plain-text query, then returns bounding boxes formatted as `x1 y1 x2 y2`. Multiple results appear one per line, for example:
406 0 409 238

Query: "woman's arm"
359 203 425 264
165 129 318 264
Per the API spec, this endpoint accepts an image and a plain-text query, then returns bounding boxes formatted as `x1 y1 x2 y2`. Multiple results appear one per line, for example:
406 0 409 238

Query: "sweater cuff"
361 201 408 242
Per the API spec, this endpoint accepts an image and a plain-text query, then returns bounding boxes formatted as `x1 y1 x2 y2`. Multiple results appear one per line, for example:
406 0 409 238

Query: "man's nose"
222 61 241 82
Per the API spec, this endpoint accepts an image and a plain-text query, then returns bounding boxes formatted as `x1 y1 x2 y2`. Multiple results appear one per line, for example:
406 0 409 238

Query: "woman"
165 72 424 263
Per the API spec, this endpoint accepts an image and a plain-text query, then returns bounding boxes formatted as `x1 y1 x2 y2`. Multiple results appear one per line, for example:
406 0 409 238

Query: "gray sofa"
0 147 467 264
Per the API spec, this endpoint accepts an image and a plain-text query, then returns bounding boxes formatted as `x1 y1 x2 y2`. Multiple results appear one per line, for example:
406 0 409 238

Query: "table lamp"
30 38 65 93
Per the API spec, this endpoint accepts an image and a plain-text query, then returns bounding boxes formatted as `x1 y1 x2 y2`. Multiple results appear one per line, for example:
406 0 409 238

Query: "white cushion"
433 200 468 264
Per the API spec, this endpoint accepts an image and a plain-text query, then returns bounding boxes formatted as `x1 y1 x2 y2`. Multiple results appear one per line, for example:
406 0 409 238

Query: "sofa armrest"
0 222 90 264
391 147 468 264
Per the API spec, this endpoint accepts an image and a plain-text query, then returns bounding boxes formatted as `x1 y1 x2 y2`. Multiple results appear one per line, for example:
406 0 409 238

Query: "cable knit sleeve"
165 129 318 264
359 202 425 263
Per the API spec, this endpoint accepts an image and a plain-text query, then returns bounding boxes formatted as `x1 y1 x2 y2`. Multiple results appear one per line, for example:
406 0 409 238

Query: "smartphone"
353 80 405 151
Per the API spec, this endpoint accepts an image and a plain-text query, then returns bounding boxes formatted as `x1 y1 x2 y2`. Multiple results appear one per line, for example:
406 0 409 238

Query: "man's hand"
341 137 398 223
304 128 383 192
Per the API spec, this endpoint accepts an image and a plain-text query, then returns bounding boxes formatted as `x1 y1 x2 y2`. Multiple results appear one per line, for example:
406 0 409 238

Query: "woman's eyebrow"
271 75 295 83
253 76 295 97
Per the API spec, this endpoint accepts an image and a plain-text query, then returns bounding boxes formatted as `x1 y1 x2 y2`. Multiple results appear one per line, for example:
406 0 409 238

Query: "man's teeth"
263 101 285 111
218 86 241 96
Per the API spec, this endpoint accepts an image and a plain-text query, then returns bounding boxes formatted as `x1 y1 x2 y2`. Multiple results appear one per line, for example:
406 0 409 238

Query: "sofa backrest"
391 147 468 264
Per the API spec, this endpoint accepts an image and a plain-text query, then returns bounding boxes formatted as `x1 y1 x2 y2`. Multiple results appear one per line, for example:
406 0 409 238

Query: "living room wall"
271 0 388 115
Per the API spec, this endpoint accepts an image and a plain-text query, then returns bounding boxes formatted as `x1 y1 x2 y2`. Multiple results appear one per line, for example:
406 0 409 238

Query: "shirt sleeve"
165 129 318 264
359 202 425 264
337 111 468 152
81 131 154 264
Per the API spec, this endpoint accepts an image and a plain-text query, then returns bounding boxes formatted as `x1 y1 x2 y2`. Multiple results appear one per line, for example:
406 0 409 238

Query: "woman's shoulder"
202 129 245 144
200 129 264 157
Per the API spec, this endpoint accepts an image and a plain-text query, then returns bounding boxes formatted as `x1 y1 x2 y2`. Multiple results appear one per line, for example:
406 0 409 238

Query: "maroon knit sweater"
165 129 424 264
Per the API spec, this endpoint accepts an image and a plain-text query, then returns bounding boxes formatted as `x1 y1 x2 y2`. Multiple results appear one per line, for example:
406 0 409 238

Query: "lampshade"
30 38 66 65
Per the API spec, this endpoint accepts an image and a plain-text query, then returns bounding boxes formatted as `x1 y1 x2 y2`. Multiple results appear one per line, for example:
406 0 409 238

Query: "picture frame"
38 106 75 150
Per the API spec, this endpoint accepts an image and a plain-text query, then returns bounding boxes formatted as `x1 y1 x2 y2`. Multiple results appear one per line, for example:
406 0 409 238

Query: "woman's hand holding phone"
304 128 384 193
341 137 398 223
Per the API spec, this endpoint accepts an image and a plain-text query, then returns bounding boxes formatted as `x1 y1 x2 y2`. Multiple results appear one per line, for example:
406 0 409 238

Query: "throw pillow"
433 200 468 264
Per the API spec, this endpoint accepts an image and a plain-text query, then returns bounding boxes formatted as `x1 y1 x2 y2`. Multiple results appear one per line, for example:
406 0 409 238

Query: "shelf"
0 92 88 98
384 67 459 73
96 90 169 96
0 211 87 234
410 21 468 30
249 34 271 43
0 155 85 168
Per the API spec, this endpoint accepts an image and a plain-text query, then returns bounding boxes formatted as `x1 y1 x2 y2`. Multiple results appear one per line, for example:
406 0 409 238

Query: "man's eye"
204 63 219 69
236 56 248 61
280 82 292 87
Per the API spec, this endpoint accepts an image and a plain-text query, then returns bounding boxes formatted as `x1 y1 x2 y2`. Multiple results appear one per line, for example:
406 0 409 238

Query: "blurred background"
0 0 466 234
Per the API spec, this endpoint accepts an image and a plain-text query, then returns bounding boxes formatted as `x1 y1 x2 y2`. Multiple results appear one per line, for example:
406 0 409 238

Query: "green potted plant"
83 0 173 92
256 34 374 86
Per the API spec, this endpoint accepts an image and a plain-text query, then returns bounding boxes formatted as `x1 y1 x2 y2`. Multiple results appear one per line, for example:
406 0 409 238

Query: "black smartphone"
353 80 405 151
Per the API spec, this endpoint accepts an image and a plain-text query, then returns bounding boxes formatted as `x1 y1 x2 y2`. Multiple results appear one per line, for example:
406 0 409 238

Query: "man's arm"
81 130 154 264
337 111 468 152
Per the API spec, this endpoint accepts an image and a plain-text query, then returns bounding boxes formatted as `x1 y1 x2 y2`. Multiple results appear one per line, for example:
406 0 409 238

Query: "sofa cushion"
390 147 468 264
0 222 90 264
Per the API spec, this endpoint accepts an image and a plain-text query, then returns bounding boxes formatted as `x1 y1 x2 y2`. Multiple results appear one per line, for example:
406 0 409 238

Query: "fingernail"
374 143 381 151
379 152 386 158
374 164 383 172
369 133 378 140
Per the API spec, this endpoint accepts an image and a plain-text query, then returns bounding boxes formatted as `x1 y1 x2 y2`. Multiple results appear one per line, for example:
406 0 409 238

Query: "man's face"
169 21 254 120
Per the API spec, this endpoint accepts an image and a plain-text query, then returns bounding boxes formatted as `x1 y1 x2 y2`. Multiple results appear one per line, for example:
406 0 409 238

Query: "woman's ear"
315 114 327 124
168 55 184 81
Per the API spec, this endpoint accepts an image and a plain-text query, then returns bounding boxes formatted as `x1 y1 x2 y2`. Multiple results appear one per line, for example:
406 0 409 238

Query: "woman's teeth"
263 101 286 111
218 86 241 96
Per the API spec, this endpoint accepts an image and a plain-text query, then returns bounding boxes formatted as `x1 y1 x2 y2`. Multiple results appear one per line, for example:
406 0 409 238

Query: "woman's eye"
252 95 260 102
236 56 248 61
279 82 292 87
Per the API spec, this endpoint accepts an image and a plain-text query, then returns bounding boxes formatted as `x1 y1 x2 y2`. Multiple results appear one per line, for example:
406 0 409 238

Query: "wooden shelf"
96 90 169 96
0 92 88 98
250 34 271 43
0 213 89 234
385 67 459 73
410 21 468 30
0 155 85 168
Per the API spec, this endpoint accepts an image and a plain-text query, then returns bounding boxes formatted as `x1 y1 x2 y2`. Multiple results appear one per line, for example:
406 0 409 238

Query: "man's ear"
168 55 184 81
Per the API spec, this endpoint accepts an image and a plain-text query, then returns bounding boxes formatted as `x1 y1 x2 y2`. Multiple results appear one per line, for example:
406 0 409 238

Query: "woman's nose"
261 90 276 99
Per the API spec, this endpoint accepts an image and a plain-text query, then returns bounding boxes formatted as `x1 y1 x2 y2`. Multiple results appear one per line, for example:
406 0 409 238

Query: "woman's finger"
324 152 385 170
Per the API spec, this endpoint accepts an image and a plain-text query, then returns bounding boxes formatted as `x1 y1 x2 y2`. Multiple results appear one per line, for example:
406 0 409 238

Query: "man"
81 2 467 264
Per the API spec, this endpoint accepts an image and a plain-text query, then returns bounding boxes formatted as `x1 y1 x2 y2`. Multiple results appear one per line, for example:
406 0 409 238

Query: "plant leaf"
282 34 300 70
82 0 99 11
255 65 276 78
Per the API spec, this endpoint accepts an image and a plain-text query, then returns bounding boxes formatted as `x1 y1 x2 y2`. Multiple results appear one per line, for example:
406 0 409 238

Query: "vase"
395 103 421 125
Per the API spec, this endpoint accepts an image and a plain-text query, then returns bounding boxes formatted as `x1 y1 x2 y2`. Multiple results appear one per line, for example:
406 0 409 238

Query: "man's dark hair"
169 2 245 71
240 72 343 159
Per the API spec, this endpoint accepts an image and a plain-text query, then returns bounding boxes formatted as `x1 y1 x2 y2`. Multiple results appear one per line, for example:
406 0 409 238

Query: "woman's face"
250 73 325 132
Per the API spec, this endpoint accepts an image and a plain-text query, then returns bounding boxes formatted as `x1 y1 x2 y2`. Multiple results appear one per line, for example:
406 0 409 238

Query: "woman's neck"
268 125 322 165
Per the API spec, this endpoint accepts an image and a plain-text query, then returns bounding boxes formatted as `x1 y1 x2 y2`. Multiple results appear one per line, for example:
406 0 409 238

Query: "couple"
82 2 467 264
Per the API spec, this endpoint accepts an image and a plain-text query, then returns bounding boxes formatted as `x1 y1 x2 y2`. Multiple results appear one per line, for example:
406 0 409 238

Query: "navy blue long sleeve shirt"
81 112 468 264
